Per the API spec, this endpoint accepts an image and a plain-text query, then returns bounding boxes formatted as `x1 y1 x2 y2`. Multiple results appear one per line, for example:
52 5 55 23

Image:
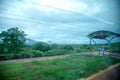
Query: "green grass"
0 54 120 80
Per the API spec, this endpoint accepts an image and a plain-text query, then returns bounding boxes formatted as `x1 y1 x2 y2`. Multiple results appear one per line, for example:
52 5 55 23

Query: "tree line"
0 27 101 60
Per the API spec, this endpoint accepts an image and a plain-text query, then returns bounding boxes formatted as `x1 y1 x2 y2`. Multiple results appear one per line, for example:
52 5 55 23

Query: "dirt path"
0 52 97 64
0 55 71 64
0 52 119 64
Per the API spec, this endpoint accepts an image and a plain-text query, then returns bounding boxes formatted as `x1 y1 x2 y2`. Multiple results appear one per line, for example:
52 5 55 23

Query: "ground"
0 52 120 80
90 64 120 80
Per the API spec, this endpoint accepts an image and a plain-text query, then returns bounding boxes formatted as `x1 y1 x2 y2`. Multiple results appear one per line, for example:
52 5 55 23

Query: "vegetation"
0 27 26 54
110 42 120 53
0 27 120 80
0 27 119 60
32 42 50 52
0 27 96 60
0 43 97 60
0 55 120 80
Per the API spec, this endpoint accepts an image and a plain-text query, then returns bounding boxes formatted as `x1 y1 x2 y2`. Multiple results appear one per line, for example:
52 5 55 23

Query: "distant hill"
25 39 38 45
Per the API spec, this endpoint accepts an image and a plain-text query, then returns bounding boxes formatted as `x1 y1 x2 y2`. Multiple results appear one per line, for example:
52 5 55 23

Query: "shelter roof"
87 30 120 39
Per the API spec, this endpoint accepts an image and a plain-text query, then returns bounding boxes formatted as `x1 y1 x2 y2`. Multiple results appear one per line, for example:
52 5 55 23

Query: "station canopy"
87 30 120 39
87 30 120 55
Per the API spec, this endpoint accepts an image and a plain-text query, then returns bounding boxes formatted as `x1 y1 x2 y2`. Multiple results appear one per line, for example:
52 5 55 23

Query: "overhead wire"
21 0 114 25
0 12 106 33
0 0 114 32
0 11 91 28
0 0 114 26
0 11 49 25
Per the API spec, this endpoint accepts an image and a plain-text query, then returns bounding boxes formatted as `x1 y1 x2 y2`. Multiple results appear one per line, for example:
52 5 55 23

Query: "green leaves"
32 42 50 52
0 27 26 54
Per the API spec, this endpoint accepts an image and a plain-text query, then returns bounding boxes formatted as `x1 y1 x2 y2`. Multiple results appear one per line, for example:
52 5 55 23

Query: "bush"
0 43 5 54
0 44 98 60
110 43 120 53
62 45 74 50
32 42 50 52
19 47 34 58
20 52 33 58
74 45 96 53
32 50 44 57
19 47 44 58
44 49 70 56
50 44 60 49
3 54 14 60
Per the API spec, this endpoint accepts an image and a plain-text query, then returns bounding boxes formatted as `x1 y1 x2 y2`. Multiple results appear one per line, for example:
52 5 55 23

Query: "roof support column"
91 38 100 55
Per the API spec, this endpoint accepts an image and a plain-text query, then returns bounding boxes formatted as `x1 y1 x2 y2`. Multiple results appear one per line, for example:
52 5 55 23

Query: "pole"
91 38 100 55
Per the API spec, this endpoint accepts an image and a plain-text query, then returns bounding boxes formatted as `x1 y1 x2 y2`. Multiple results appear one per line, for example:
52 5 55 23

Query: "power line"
0 1 114 31
0 11 51 24
0 11 114 32
0 12 91 27
0 0 114 25
21 0 114 25
0 12 55 26
0 15 94 30
0 13 112 32
0 11 46 24
0 17 37 23
0 11 82 26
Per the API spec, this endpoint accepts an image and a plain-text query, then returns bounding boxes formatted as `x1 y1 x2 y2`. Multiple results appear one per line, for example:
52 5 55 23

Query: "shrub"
19 47 44 58
74 45 96 53
3 54 14 60
19 47 34 58
110 43 120 53
44 49 70 56
32 42 50 52
20 52 33 58
32 50 44 57
0 43 5 54
62 45 74 50
12 54 22 59
74 48 82 53
50 44 60 49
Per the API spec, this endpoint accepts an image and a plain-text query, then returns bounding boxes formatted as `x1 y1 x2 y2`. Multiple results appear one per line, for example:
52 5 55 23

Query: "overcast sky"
0 0 120 44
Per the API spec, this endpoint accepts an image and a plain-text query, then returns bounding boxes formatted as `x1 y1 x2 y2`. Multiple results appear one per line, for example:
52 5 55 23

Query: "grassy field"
0 54 120 80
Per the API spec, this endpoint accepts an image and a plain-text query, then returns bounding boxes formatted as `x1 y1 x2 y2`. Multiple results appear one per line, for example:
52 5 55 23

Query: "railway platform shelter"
87 30 120 55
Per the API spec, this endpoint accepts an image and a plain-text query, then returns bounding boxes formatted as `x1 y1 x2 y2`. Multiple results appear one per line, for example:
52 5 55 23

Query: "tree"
0 27 26 54
32 42 50 52
62 45 73 50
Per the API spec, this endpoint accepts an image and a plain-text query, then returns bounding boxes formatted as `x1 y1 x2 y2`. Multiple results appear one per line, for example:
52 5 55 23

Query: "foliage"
61 45 74 51
0 54 14 60
32 50 44 57
0 27 26 54
0 27 119 61
50 44 60 49
0 43 4 54
20 47 44 58
110 43 120 53
0 55 120 80
32 42 50 52
0 43 98 60
44 49 71 56
74 45 96 53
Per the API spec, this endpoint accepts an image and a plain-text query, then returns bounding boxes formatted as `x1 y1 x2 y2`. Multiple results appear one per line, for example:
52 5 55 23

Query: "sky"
0 0 120 44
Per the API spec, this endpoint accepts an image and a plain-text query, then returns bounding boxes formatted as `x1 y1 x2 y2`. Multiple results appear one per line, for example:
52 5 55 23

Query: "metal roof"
87 30 120 39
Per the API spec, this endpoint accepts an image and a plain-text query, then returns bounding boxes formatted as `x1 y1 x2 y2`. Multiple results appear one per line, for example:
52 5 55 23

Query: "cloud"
0 0 120 44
